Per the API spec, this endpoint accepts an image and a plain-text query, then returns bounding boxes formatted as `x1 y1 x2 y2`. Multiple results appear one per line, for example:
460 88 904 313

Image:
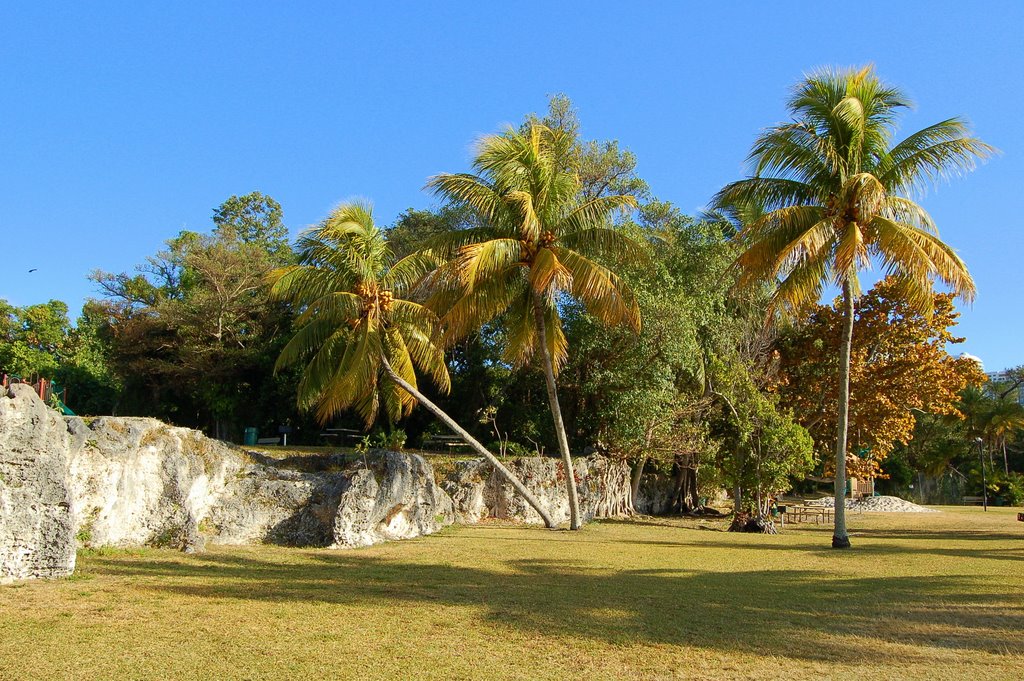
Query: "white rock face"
443 454 632 525
66 415 350 550
0 385 76 583
1 389 457 575
2 387 636 582
331 451 455 548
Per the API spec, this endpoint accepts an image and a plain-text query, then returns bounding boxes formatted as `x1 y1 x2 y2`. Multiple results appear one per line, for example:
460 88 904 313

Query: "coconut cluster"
348 282 394 325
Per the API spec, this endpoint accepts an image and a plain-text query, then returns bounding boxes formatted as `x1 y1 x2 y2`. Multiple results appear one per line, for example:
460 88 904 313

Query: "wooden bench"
422 434 471 452
962 496 985 505
256 437 281 445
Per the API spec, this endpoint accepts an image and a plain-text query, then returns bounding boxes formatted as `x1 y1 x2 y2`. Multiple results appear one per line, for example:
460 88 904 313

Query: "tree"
714 65 990 548
213 191 292 262
778 278 984 480
961 383 1024 476
0 299 71 378
90 196 298 435
716 374 814 530
269 202 556 527
428 122 641 530
561 205 737 511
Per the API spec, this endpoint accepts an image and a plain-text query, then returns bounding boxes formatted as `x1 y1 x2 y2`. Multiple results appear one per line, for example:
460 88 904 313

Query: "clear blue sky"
2 2 1020 369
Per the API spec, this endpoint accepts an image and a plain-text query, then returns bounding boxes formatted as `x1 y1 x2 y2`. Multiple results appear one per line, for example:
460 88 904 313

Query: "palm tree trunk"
833 281 855 549
379 356 557 529
532 294 583 530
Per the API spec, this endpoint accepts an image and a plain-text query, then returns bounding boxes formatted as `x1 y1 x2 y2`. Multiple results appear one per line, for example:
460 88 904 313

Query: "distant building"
960 353 983 370
984 367 1024 405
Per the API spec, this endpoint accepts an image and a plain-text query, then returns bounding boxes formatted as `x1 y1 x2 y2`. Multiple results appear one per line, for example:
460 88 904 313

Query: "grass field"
2 506 1022 680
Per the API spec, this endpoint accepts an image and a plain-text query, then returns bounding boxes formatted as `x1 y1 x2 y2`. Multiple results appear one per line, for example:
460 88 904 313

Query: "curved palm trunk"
532 294 583 530
833 281 855 549
379 357 556 529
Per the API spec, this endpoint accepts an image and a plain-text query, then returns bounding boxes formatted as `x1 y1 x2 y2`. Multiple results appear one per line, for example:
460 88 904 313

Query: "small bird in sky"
28 268 37 273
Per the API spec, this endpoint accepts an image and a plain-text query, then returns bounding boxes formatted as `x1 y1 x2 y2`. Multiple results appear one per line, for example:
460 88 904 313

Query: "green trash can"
243 427 258 446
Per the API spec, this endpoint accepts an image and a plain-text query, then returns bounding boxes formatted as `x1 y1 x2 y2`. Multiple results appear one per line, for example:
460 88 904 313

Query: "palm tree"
714 65 992 548
962 385 1024 475
269 201 556 528
428 123 642 530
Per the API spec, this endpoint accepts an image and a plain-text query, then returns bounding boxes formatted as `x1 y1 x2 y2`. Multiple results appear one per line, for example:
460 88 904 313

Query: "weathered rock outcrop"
1 389 459 581
0 385 76 583
2 386 634 583
67 418 452 550
332 451 455 548
443 454 632 525
68 418 357 551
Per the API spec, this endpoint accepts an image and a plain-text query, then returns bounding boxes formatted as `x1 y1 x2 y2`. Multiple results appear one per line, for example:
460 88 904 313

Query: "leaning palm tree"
714 65 992 548
269 201 556 527
428 123 642 530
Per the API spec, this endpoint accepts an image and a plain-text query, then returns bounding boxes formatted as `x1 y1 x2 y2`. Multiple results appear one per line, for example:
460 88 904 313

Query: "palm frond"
877 118 995 194
553 247 640 329
456 238 525 289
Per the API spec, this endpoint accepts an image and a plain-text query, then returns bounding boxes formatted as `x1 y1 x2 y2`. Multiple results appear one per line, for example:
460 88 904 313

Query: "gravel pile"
804 495 938 513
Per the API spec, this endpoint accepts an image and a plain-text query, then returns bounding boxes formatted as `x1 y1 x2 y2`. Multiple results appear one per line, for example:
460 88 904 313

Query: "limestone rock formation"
443 454 632 525
2 385 636 583
0 384 76 583
331 451 455 548
67 416 354 550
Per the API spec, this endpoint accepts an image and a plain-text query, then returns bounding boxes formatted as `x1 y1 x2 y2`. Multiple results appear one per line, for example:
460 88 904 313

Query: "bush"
990 472 1024 507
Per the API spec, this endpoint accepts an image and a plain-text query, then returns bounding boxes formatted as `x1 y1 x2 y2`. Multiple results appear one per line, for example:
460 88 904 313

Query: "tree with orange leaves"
777 276 984 481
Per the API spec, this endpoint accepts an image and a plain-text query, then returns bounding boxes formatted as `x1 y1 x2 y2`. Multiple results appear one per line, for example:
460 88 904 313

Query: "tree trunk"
1003 436 1009 475
630 420 658 511
532 294 583 530
630 455 647 505
674 462 701 513
832 280 855 549
379 356 557 529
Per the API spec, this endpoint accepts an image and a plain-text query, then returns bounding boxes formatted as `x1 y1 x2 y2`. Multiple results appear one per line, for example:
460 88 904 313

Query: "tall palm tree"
714 66 992 548
269 202 556 528
428 123 642 530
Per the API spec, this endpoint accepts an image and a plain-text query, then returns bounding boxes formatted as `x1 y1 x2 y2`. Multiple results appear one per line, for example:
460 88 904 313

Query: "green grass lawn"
2 507 1022 680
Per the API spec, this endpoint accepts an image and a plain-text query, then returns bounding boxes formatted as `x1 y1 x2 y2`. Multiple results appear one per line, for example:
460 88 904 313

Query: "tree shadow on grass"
851 527 1024 543
686 538 1024 566
88 545 1024 665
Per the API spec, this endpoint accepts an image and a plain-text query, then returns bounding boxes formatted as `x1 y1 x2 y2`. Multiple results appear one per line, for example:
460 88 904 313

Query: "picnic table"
319 428 363 445
421 434 471 452
781 505 835 525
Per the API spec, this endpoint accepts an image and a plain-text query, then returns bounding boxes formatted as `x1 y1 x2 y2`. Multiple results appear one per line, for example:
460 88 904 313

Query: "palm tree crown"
268 202 447 426
715 65 991 313
427 123 642 370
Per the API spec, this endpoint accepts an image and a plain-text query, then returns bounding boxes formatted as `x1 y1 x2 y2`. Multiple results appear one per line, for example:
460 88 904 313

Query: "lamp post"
975 437 987 512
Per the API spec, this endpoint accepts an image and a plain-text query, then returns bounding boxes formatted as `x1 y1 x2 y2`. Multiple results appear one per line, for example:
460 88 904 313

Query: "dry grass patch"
2 507 1022 680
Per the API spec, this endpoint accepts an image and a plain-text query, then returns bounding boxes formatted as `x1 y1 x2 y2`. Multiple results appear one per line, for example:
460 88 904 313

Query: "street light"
975 437 988 512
